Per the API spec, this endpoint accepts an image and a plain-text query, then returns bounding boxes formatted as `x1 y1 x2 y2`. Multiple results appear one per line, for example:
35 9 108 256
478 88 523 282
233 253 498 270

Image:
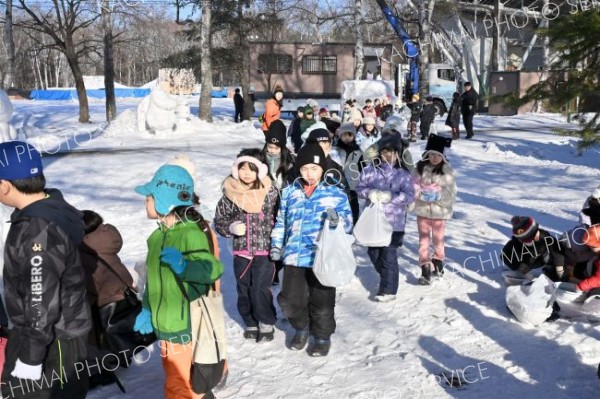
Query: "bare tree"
101 0 116 121
15 1 101 122
199 0 213 122
354 0 365 79
3 0 15 89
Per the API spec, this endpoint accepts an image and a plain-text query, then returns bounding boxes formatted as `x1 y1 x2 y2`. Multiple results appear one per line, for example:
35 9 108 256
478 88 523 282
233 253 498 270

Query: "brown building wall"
249 42 392 98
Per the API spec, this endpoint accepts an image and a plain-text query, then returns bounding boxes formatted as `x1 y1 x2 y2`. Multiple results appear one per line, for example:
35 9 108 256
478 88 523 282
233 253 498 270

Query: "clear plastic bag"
313 220 357 287
353 202 393 247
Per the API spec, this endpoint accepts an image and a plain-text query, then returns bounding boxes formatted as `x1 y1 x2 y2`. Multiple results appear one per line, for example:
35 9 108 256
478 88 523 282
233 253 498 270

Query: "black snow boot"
420 263 432 285
289 328 310 351
597 363 600 379
243 327 259 340
307 338 331 357
432 258 444 277
258 323 274 342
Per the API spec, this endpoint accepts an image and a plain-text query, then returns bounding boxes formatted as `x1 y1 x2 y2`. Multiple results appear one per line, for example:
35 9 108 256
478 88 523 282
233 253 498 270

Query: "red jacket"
261 98 281 132
577 258 600 291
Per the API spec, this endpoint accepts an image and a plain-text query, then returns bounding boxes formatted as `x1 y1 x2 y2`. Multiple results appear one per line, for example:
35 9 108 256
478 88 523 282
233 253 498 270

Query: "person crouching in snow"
356 135 415 301
271 143 352 357
134 164 224 399
501 216 566 282
214 152 279 342
574 225 600 298
581 186 600 226
413 134 457 284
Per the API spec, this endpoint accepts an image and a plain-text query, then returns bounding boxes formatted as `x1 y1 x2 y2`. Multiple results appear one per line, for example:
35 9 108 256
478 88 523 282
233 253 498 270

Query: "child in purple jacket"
356 135 415 302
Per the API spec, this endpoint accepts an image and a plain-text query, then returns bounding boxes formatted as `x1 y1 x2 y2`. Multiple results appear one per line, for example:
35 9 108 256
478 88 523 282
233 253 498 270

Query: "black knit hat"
265 120 287 149
378 134 404 154
296 143 327 173
306 128 331 143
425 134 452 156
511 216 539 243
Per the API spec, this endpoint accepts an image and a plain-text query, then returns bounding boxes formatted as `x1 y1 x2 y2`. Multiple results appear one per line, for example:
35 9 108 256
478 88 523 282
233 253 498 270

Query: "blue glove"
270 247 281 261
421 191 441 202
133 308 153 335
326 208 339 228
160 247 187 275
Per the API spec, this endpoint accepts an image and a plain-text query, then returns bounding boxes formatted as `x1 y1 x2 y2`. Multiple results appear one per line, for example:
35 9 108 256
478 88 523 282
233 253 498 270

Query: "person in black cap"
288 106 305 153
413 134 457 285
271 143 353 357
501 216 566 281
263 120 295 190
0 141 92 398
460 82 478 139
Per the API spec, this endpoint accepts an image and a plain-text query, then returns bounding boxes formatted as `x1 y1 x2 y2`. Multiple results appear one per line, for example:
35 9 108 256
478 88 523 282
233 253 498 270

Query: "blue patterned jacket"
271 179 353 267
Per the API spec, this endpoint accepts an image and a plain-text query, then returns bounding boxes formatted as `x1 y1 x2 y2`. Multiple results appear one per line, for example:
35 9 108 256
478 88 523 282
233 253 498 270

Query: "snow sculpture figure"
136 89 180 137
0 90 17 143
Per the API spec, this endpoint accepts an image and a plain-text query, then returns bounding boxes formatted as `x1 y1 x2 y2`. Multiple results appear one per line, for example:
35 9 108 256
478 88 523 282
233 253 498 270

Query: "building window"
257 53 292 74
302 55 337 75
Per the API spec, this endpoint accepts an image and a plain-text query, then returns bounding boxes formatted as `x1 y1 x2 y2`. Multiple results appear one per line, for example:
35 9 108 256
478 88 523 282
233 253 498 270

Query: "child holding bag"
356 134 415 302
214 150 279 342
134 163 224 399
413 134 457 285
271 143 352 357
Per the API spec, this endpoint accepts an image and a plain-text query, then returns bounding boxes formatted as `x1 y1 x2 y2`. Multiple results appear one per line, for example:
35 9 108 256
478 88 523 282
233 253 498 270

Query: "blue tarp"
211 88 228 98
29 88 151 101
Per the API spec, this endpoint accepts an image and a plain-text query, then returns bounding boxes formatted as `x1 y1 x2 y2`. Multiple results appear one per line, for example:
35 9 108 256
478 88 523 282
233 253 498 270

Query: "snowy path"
6 98 600 398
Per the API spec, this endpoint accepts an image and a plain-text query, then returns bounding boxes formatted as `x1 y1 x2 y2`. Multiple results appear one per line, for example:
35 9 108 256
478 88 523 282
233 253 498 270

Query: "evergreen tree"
518 9 600 151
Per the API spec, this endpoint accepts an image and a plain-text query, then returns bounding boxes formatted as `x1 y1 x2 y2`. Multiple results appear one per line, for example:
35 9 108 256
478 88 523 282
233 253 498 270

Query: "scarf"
223 176 272 214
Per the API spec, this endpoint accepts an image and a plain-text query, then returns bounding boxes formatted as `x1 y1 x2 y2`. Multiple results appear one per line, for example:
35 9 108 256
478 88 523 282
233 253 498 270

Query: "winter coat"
356 127 380 152
142 221 223 344
577 258 600 291
271 180 352 268
445 98 460 128
501 229 566 273
287 155 350 196
362 106 377 120
461 89 478 114
342 108 353 123
261 97 282 132
361 139 415 173
356 162 415 232
332 141 363 190
408 101 423 122
412 162 457 220
214 177 279 256
299 118 317 135
420 102 437 125
559 225 598 267
288 116 303 153
3 188 92 365
265 152 295 190
233 93 244 111
80 224 134 307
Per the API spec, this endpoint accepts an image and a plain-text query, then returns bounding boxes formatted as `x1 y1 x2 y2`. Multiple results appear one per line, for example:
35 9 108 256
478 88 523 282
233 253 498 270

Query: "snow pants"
367 232 405 296
233 255 277 328
278 266 336 340
1 333 88 399
160 341 202 399
417 217 447 265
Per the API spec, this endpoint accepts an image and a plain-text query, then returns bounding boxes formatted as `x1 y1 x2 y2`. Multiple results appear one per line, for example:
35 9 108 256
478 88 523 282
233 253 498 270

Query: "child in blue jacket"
271 143 352 357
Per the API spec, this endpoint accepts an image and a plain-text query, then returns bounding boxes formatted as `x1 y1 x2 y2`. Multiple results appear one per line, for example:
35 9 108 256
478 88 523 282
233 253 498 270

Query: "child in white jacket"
412 134 457 284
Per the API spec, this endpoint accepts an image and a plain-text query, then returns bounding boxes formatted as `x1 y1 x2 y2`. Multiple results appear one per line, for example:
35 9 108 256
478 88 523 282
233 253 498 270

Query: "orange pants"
161 341 202 399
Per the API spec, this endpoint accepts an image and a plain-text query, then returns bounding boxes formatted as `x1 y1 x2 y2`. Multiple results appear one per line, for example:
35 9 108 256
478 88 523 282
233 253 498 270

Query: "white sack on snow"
506 274 555 326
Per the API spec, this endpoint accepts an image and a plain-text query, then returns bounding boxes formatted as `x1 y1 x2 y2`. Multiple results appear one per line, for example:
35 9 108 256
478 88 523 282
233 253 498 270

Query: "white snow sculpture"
137 88 183 137
0 90 17 143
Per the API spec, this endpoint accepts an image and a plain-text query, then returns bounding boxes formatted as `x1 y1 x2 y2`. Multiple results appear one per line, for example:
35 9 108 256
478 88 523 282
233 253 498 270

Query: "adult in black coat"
445 92 461 139
460 82 478 139
233 88 244 123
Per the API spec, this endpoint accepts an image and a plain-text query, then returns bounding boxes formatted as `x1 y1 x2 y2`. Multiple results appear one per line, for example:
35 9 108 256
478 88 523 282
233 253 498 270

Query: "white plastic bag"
505 274 555 326
353 202 393 247
313 220 357 287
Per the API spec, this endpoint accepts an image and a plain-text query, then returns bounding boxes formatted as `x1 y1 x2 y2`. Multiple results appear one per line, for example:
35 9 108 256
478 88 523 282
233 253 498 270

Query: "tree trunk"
199 0 213 122
491 0 500 72
237 2 252 121
3 0 15 89
66 46 90 123
353 0 364 80
102 0 117 122
418 0 433 96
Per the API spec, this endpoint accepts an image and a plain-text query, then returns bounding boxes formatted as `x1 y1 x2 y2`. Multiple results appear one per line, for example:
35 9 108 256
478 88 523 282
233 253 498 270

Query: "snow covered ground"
4 96 600 398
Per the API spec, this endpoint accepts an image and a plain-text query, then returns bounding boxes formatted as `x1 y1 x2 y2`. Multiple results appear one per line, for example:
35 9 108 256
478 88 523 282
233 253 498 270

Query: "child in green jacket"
134 163 223 399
